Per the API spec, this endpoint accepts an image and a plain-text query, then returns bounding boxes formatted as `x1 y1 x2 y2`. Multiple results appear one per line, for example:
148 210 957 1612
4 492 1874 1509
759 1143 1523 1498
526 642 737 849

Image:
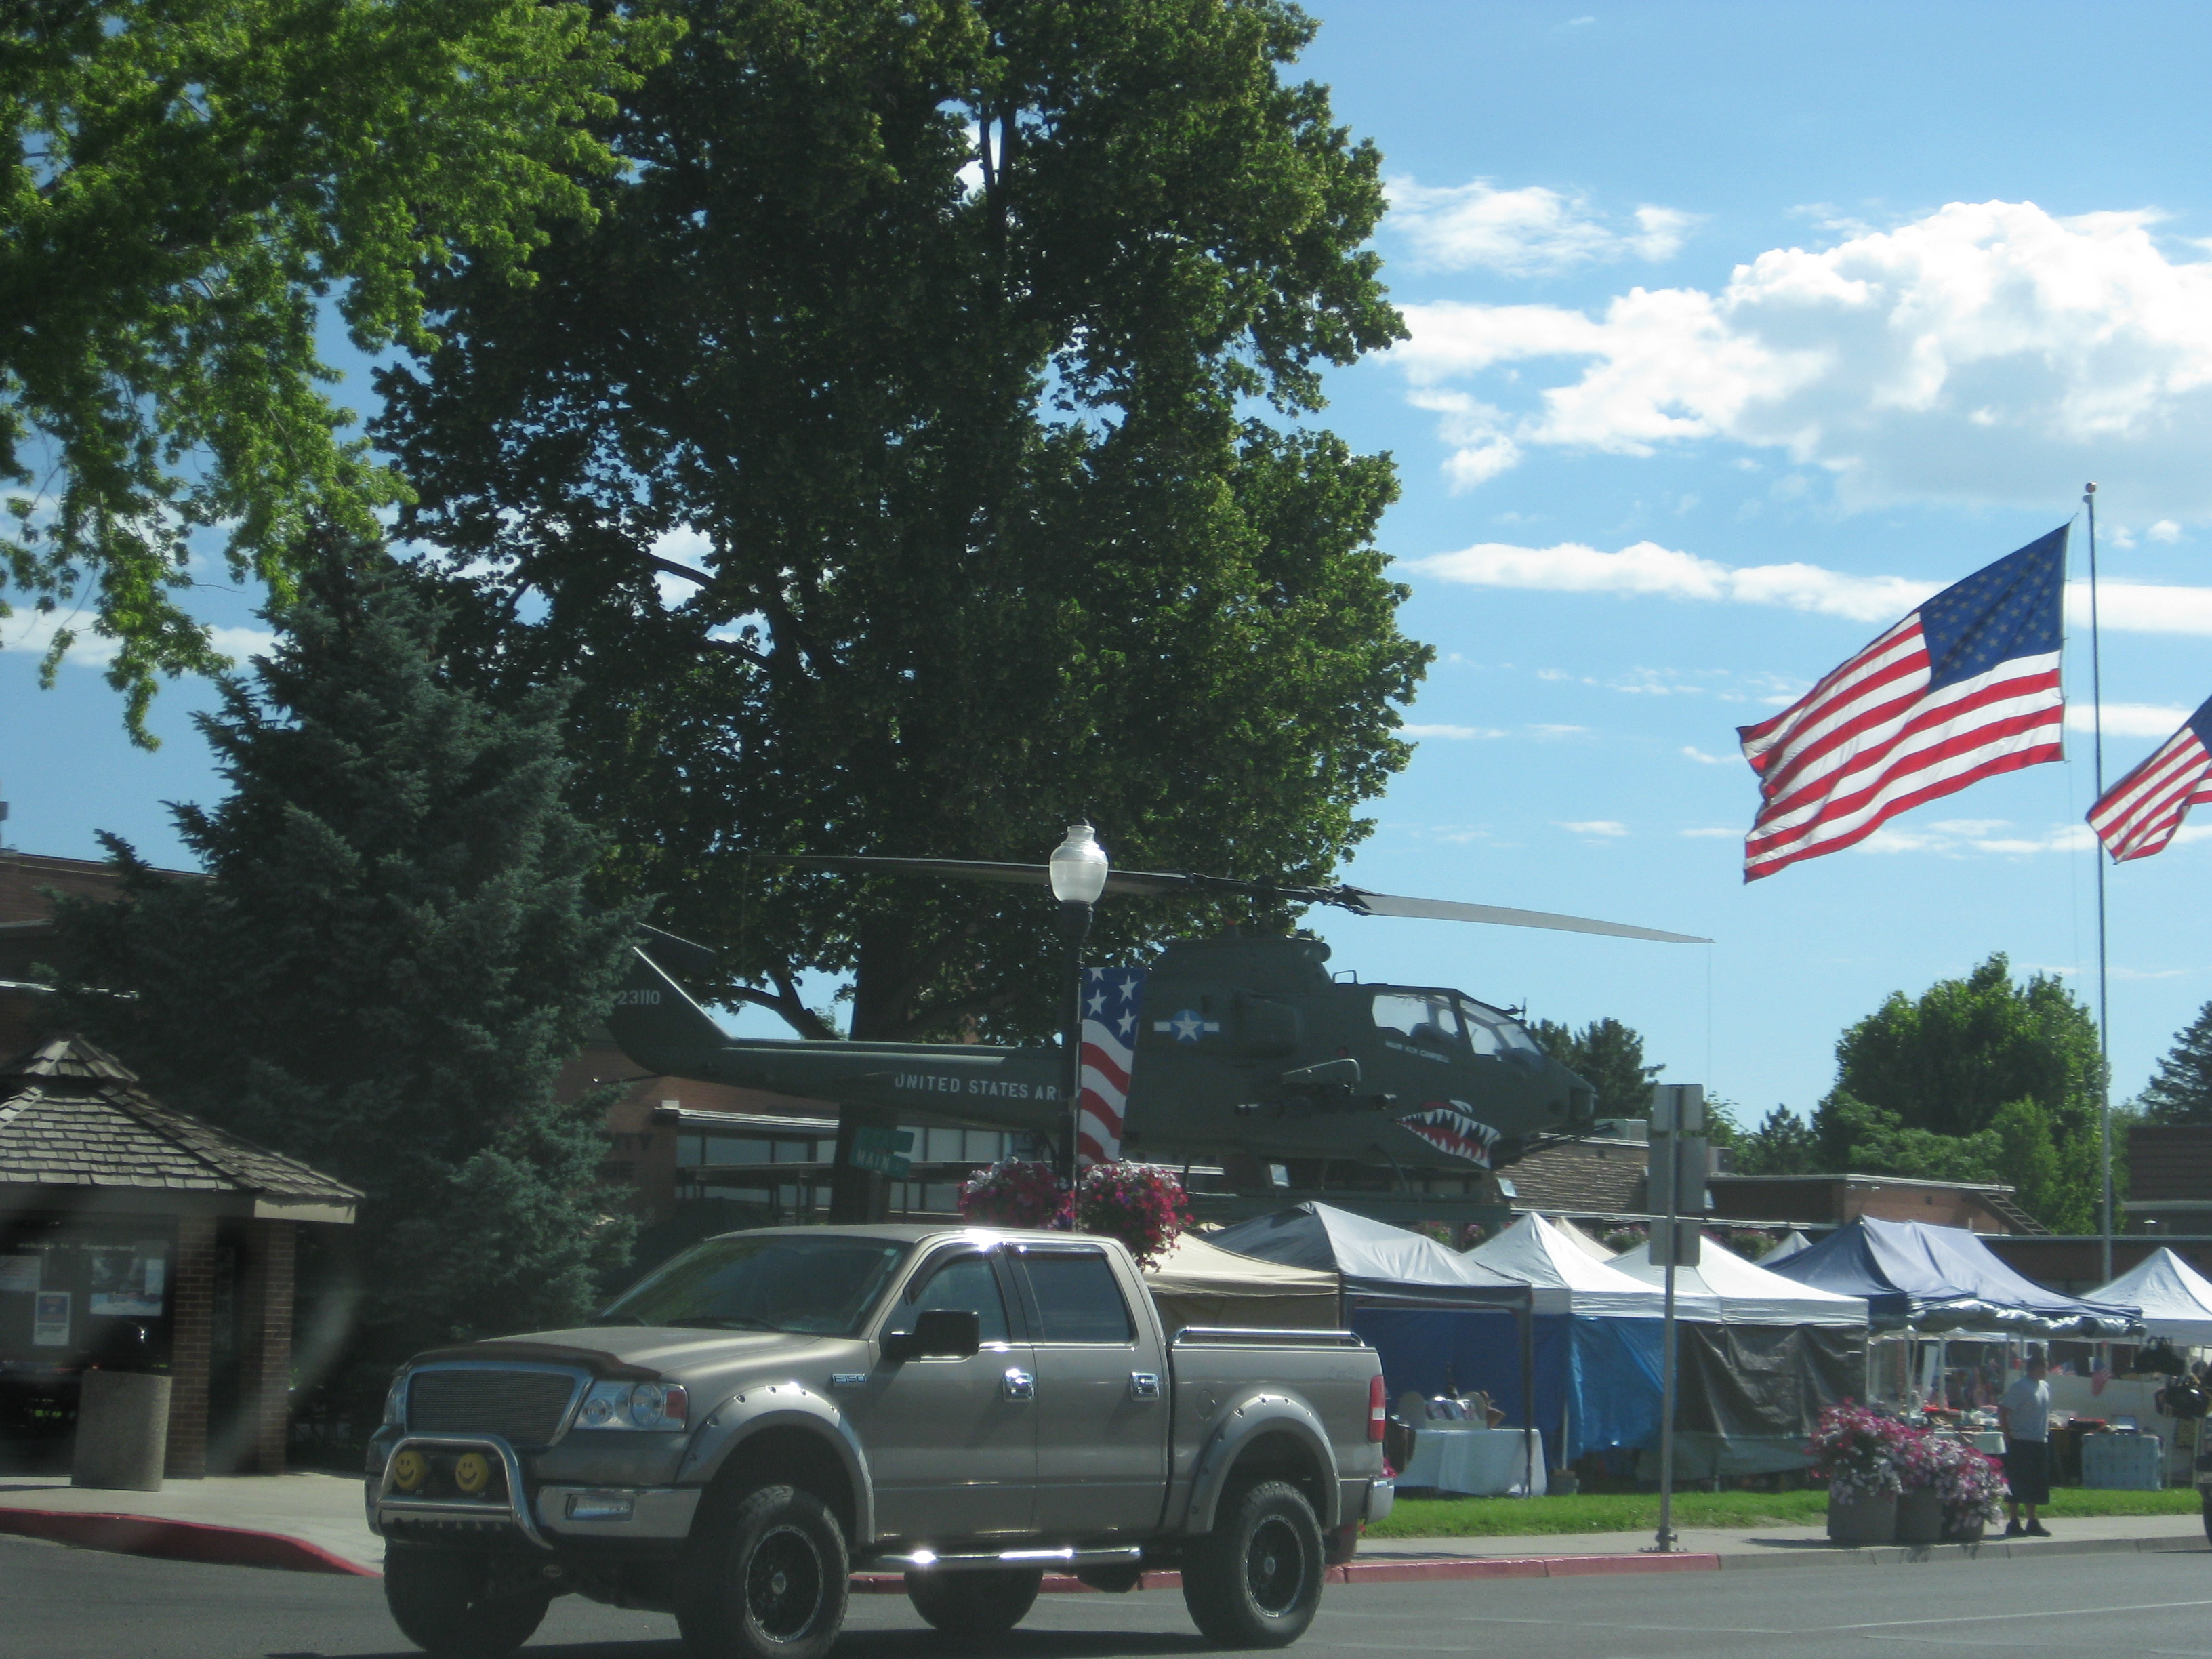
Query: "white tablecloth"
1397 1425 1548 1497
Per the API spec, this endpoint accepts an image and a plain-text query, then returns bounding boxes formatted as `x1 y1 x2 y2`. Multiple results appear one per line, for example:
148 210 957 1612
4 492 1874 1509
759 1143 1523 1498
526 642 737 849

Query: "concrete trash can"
73 1372 171 1492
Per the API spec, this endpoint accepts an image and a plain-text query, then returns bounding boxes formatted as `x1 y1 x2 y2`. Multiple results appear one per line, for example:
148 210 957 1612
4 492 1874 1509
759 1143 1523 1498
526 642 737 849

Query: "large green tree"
1835 954 2104 1136
49 540 642 1364
1530 1016 1660 1122
375 0 1424 1067
2 0 674 738
1820 954 2106 1231
2138 1000 2212 1124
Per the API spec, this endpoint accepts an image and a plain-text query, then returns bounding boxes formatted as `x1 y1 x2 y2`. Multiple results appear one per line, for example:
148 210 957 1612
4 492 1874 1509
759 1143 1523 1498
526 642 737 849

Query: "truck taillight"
1368 1373 1387 1442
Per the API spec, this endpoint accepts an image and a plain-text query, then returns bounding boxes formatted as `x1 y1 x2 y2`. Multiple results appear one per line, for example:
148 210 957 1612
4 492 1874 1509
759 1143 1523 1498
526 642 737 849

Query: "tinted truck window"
1023 1251 1134 1343
885 1252 1010 1345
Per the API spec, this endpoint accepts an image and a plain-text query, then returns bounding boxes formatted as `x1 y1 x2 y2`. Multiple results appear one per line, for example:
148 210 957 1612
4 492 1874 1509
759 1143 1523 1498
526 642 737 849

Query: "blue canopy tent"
1208 1204 1547 1486
1764 1217 2141 1336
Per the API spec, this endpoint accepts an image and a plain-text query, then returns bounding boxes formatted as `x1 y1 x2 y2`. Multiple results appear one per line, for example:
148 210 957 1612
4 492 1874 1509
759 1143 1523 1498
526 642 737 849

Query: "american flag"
1076 966 1147 1167
2088 695 2212 863
1738 526 2068 881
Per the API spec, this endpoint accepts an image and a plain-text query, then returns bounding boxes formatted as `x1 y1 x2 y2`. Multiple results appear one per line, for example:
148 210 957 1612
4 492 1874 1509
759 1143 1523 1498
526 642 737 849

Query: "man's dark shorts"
2003 1437 2052 1504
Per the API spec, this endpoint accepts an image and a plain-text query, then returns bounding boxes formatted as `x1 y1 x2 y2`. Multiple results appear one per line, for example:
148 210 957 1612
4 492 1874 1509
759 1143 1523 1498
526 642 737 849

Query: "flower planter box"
1942 1515 1986 1544
1828 1492 1898 1545
1895 1488 1943 1544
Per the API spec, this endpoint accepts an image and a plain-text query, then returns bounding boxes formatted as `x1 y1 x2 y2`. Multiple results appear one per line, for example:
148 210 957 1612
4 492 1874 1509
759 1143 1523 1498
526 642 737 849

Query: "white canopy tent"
2087 1248 2212 1346
1551 1218 1620 1263
1610 1236 1868 1328
1763 1230 1814 1262
1465 1214 1721 1319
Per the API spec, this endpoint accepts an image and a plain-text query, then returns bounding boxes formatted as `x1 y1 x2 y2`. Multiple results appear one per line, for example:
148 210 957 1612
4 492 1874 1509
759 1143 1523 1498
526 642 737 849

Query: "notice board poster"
33 1290 70 1346
88 1246 165 1317
0 1255 37 1294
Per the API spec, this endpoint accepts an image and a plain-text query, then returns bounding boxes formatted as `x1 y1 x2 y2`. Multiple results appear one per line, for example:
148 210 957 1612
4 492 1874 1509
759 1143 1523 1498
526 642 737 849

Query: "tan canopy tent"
1143 1231 1339 1334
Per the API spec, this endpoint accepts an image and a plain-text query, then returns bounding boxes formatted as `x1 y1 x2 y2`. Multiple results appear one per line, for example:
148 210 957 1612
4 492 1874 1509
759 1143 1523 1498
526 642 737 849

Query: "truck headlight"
384 1370 409 1429
578 1380 688 1431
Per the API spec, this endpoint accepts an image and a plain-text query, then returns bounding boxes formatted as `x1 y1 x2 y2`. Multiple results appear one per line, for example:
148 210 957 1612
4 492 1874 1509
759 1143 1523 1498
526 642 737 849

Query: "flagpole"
2085 481 2113 1286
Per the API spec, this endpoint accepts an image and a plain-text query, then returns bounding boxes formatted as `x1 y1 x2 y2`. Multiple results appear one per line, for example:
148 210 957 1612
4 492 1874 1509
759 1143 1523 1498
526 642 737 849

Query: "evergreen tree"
1732 1106 1820 1176
51 539 642 1366
1530 1016 1662 1122
2139 1000 2212 1124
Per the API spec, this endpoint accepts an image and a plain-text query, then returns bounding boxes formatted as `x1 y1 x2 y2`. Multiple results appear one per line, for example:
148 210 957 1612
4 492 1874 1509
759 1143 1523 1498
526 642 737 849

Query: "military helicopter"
605 844 1706 1195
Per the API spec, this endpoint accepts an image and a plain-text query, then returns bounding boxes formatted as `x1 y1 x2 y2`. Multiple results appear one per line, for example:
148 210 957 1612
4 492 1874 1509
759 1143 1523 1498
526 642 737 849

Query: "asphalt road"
11 1532 2212 1659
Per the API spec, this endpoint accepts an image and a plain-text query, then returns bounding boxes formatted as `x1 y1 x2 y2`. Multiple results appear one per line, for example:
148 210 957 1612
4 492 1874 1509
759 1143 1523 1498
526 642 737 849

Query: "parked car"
366 1224 1392 1658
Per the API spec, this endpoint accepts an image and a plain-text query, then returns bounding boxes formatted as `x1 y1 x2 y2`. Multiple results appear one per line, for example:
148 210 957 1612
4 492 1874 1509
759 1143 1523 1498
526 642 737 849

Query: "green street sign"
851 1125 914 1179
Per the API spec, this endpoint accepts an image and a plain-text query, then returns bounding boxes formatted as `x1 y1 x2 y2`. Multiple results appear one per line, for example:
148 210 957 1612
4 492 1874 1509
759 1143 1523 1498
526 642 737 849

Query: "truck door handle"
1002 1368 1035 1401
1129 1372 1162 1399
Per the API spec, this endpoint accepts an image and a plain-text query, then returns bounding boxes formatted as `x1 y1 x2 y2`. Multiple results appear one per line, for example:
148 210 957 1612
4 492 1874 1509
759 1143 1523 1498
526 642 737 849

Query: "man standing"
1999 1349 2053 1538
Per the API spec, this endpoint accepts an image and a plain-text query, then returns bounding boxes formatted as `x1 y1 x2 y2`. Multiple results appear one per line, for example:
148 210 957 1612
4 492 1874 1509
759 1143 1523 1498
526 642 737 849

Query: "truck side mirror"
880 1308 981 1363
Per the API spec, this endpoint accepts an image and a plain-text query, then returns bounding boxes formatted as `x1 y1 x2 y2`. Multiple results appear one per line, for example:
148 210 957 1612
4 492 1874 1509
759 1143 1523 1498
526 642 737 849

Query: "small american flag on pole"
2087 695 2212 862
1076 966 1147 1167
1739 526 2069 881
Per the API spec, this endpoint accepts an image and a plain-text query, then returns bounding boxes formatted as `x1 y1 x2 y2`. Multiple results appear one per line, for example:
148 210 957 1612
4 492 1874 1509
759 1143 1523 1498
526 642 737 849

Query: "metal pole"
1656 1166 1681 1551
1059 900 1093 1189
2087 483 2113 1285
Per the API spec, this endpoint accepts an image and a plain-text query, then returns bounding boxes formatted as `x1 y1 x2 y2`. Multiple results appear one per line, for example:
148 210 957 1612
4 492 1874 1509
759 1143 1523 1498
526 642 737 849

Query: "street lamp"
1048 821 1110 1185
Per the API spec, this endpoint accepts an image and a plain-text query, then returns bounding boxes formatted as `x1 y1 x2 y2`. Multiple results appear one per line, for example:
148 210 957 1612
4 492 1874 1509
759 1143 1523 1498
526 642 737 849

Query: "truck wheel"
1181 1479 1325 1649
677 1483 848 1659
905 1566 1043 1635
382 1544 550 1658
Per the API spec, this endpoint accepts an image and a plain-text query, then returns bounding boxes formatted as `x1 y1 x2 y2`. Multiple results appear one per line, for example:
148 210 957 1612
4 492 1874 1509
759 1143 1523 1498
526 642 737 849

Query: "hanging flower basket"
1073 1162 1191 1269
957 1160 1069 1230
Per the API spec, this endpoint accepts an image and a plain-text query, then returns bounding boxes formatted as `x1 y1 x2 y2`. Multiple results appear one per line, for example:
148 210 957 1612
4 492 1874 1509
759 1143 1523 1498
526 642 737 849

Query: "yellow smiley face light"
452 1452 492 1496
390 1449 428 1492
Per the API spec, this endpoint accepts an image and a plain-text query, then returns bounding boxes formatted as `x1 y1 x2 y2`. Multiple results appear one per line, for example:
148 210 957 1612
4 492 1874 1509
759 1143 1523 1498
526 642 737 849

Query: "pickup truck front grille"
407 1368 580 1445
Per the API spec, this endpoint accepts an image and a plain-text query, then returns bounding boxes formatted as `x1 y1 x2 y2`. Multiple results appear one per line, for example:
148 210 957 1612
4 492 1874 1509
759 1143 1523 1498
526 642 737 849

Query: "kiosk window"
1022 1252 1134 1344
886 1253 1010 1345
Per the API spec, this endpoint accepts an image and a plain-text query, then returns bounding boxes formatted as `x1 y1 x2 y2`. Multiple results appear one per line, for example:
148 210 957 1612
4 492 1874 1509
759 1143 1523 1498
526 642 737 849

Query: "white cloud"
1679 826 1740 837
1857 817 2212 858
2 609 273 668
1411 537 2212 636
1393 199 2212 514
2069 702 2192 737
1557 819 1629 837
1681 745 1734 765
1400 723 1510 740
1387 178 1697 276
2150 519 2184 542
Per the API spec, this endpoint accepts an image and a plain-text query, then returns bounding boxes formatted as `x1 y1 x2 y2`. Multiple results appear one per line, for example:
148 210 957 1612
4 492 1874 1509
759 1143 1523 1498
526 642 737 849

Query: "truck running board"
872 1544 1146 1574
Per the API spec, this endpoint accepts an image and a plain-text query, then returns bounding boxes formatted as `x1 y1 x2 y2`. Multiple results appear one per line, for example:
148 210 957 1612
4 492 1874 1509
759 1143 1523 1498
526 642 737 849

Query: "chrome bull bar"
368 1433 552 1551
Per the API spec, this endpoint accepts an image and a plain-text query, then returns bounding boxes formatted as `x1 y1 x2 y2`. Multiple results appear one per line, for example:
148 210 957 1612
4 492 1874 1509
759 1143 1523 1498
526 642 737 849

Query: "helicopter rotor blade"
1334 888 1710 945
786 855 1706 942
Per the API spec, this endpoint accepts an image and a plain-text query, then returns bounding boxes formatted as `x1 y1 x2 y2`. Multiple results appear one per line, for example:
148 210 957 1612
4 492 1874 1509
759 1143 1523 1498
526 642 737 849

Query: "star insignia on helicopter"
1154 1008 1222 1043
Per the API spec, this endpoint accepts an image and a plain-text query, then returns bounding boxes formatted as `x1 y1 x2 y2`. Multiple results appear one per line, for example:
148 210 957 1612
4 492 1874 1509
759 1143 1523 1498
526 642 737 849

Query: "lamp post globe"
1050 822 1109 1185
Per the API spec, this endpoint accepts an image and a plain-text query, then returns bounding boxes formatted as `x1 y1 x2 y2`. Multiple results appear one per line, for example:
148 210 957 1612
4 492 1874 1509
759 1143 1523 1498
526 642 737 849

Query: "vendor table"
1933 1430 2005 1455
1397 1425 1548 1498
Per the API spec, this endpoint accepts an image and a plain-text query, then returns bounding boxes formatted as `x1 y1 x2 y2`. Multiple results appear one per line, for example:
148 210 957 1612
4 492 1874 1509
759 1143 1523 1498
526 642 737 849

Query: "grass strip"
1369 1485 2201 1538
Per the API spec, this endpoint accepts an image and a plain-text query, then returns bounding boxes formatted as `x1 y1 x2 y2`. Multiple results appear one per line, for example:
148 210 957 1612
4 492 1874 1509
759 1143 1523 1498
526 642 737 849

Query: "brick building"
0 1037 357 1475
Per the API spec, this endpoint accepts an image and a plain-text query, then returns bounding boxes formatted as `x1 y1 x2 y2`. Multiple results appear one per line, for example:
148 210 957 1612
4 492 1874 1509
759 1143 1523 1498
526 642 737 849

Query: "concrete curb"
0 1508 377 1577
1711 1531 2205 1570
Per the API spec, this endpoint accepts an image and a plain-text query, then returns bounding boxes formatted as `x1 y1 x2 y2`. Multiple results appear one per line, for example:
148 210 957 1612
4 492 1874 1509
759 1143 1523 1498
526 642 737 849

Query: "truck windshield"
600 1235 911 1336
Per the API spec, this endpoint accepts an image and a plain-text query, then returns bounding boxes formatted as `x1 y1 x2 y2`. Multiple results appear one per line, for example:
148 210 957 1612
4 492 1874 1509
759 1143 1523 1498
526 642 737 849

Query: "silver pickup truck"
365 1224 1393 1659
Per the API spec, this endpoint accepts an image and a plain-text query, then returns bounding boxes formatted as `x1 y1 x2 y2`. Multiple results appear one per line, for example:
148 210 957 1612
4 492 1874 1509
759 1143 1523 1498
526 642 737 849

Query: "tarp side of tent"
2087 1248 2212 1346
1143 1232 1340 1335
1654 1324 1866 1479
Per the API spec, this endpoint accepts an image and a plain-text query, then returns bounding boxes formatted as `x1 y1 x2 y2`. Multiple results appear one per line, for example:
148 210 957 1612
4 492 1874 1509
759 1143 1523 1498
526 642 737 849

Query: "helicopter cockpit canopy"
1368 990 1542 1057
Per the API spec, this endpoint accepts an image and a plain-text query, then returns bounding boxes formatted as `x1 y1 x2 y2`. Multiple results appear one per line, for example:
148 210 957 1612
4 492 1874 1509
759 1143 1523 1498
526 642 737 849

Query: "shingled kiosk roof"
0 1036 359 1223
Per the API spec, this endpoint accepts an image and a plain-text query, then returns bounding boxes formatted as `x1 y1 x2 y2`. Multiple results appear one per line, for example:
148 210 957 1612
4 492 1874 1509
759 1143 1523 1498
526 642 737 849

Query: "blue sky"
11 1 2212 1125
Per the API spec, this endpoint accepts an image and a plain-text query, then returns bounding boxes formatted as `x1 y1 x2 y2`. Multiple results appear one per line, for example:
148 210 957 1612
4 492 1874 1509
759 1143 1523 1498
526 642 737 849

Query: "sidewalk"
0 1473 2199 1582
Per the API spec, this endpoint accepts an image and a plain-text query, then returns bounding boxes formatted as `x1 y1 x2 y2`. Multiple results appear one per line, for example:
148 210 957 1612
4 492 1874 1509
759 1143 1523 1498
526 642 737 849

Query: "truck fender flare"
1182 1391 1340 1536
676 1382 877 1545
